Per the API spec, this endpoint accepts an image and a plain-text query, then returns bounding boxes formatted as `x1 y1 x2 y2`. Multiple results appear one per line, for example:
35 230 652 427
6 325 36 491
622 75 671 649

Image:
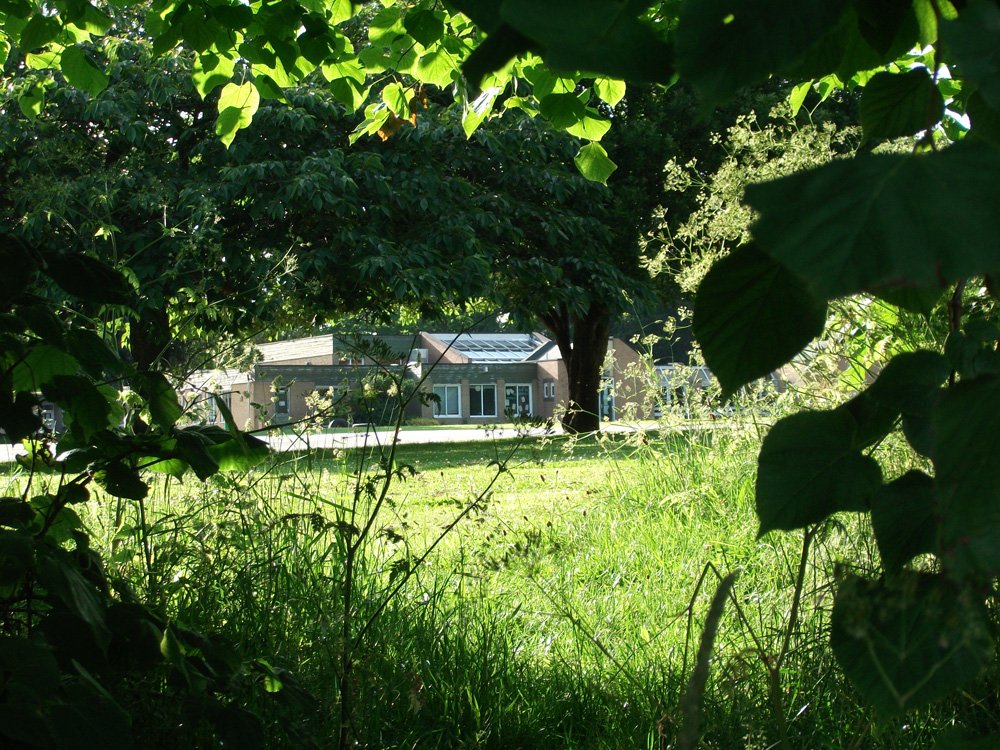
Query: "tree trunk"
544 304 610 434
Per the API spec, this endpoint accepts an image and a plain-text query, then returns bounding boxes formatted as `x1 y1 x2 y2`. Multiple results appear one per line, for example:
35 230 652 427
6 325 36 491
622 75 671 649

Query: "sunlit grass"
4 427 983 748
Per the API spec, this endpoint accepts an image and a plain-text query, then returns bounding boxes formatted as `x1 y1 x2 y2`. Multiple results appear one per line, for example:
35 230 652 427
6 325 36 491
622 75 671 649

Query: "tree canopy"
4 0 1000 745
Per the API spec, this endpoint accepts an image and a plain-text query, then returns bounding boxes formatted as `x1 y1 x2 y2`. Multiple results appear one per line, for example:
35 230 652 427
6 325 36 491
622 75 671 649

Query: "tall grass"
12 427 983 748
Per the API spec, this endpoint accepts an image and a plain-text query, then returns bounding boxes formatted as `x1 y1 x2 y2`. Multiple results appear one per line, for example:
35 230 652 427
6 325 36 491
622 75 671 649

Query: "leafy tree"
6 0 1000 745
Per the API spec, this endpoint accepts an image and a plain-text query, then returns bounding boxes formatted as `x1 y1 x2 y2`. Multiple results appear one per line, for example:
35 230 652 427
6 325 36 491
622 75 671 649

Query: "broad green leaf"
0 392 42 443
174 430 220 480
215 81 260 148
746 141 1000 301
566 111 611 141
61 44 108 96
381 81 412 116
573 142 616 185
874 284 943 316
63 329 125 378
870 471 937 572
693 245 827 397
11 345 80 392
677 0 850 106
42 375 113 441
866 350 949 416
208 431 270 472
461 24 532 90
831 573 992 714
322 57 366 84
36 547 110 648
18 88 44 119
134 372 182 430
933 376 1000 577
538 92 585 129
97 461 148 501
26 45 63 70
788 80 811 117
593 77 626 107
404 8 445 47
967 92 1000 149
20 14 61 51
860 68 944 141
500 0 674 83
44 252 135 305
192 52 235 98
756 409 882 534
414 48 458 88
329 76 368 111
854 0 917 56
940 1 1000 111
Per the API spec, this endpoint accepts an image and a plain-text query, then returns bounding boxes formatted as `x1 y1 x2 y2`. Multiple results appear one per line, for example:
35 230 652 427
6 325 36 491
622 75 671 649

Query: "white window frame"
432 384 461 418
469 384 497 418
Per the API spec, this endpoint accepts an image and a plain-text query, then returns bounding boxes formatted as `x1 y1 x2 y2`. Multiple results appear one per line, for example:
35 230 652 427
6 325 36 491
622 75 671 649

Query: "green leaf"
870 471 937 572
462 25 535 91
414 48 458 88
404 8 445 47
756 409 882 534
174 429 221 480
215 81 260 148
746 141 1000 301
329 76 368 111
573 142 616 185
60 45 108 96
566 110 611 141
381 82 411 116
192 52 236 98
11 344 81 392
134 372 182 430
208 431 270 472
933 376 1000 577
967 92 1000 149
44 252 135 305
42 374 113 441
97 462 148 501
500 0 674 83
940 1 1000 111
860 68 944 141
0 392 43 442
20 14 62 51
538 92 585 129
593 77 626 107
677 0 850 106
831 573 993 714
788 80 811 117
693 245 827 397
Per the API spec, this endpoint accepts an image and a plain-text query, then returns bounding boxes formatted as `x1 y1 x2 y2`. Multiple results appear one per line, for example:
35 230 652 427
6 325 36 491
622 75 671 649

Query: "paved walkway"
1 422 720 463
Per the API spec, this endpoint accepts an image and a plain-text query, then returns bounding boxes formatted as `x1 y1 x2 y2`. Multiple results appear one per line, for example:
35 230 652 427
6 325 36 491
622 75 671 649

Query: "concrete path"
1 421 718 463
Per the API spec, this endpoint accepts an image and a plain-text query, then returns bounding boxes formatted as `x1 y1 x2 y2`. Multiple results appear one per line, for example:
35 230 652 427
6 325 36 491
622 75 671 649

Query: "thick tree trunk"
543 304 610 434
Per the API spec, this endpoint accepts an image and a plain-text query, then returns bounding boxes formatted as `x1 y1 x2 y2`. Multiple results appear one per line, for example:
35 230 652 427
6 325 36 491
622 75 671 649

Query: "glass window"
504 384 532 419
469 384 497 417
432 384 461 417
275 386 290 414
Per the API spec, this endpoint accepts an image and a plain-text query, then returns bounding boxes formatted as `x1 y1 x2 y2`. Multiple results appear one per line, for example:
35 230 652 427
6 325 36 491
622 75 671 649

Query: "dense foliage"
3 0 1000 747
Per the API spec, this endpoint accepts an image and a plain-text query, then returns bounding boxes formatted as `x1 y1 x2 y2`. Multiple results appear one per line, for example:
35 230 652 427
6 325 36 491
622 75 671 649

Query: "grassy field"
5 427 994 748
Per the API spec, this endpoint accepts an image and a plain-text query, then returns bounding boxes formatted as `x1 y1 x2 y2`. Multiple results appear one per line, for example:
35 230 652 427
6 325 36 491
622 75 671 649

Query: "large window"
432 384 461 418
469 384 497 418
504 384 532 419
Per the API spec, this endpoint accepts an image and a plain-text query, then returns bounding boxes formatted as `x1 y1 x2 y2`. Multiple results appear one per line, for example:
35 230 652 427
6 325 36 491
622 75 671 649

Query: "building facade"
184 331 660 430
